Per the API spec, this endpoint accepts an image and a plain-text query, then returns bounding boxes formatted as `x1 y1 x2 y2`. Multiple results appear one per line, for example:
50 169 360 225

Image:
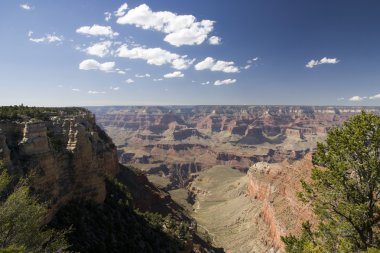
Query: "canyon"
91 105 380 252
0 107 216 252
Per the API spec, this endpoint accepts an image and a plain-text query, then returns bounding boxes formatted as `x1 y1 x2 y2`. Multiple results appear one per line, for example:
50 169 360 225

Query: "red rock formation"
247 154 315 252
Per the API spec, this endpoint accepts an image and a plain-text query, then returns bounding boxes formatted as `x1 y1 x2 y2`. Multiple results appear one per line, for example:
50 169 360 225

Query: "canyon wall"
91 105 380 189
0 111 119 215
247 154 315 251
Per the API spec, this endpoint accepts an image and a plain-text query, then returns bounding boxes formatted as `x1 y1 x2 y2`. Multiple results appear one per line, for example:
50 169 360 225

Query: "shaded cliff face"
0 110 119 214
90 105 380 189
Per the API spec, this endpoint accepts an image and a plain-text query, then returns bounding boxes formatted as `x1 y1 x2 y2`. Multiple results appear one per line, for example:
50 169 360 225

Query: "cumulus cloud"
72 88 80 92
201 81 210 85
195 57 239 73
79 59 115 72
76 25 119 38
104 12 112 22
369 93 380 100
118 70 126 74
214 79 237 86
115 3 128 17
84 41 112 57
163 71 184 78
29 34 63 44
153 78 163 82
306 57 339 68
20 4 32 10
116 4 214 46
208 36 221 45
110 86 120 91
349 96 366 101
88 90 106 94
244 65 252 70
135 73 150 78
125 78 134 84
117 44 194 70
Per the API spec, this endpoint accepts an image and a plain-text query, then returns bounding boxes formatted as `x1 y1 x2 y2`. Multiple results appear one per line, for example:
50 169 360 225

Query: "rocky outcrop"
173 128 209 141
0 111 119 216
247 154 315 252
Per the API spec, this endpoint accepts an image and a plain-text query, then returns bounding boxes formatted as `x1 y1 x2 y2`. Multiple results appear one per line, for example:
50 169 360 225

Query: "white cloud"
369 93 380 100
208 36 221 45
116 4 214 47
195 57 240 73
29 34 63 43
104 12 112 22
153 78 163 82
88 90 106 94
172 58 195 70
79 59 115 72
306 57 339 68
201 81 210 85
115 3 128 17
135 73 150 78
214 79 237 86
118 70 126 75
244 65 252 70
72 88 80 92
110 86 120 91
84 41 112 57
125 78 135 84
349 96 366 101
337 97 344 101
164 71 184 78
20 4 32 10
76 25 119 38
117 44 194 69
247 57 259 64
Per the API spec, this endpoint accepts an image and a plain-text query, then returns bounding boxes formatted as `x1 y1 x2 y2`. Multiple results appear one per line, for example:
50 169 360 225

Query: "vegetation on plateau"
282 112 380 252
0 105 88 121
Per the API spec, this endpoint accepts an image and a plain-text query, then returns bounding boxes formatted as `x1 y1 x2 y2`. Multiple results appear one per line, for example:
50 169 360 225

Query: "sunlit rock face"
0 111 119 217
90 105 380 189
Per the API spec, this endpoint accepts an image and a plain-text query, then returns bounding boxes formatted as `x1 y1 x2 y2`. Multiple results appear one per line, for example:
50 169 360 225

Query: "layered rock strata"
0 112 119 215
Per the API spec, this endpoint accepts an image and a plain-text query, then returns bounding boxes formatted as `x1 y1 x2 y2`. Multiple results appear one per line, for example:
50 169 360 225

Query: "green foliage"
0 161 11 194
50 176 191 253
0 161 70 252
282 111 380 252
0 105 87 121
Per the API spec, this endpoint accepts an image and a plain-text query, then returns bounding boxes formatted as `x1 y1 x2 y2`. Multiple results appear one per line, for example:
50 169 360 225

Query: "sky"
1 0 380 106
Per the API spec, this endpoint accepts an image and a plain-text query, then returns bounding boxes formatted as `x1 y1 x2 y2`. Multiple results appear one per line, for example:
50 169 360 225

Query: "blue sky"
1 0 380 106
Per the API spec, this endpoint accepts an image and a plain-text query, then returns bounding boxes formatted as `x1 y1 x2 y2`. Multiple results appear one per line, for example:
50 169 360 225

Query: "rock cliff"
0 109 119 215
247 154 315 251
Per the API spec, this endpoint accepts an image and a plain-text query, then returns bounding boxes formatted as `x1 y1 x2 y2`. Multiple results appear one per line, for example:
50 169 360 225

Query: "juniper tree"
282 111 380 252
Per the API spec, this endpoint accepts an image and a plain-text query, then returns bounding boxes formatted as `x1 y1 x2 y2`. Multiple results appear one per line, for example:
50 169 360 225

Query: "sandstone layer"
0 110 119 215
91 105 380 190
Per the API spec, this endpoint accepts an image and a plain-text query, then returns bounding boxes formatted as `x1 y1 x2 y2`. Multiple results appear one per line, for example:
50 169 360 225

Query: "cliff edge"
0 107 119 215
